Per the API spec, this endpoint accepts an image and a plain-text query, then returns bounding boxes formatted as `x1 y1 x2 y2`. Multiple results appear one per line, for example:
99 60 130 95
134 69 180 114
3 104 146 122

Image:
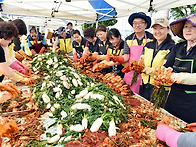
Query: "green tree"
170 4 196 19
82 19 117 30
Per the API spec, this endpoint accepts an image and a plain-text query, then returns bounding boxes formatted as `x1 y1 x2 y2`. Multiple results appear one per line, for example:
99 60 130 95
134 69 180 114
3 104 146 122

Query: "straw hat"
170 13 196 40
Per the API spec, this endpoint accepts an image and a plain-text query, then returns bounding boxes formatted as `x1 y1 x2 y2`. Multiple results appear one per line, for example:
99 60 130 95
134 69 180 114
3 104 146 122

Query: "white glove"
171 73 196 85
142 67 155 76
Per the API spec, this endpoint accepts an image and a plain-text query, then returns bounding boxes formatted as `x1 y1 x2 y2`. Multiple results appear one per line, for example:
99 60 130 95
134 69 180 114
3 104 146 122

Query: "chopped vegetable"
82 117 88 129
70 124 84 132
108 120 116 137
47 135 60 143
90 118 103 132
71 103 91 110
42 93 50 103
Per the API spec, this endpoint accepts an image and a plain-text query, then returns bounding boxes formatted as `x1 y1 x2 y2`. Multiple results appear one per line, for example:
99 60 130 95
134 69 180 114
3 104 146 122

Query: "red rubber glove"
73 53 78 62
92 59 99 65
121 64 130 73
38 46 45 54
156 123 183 147
80 54 87 63
16 60 31 76
31 49 37 55
112 56 124 64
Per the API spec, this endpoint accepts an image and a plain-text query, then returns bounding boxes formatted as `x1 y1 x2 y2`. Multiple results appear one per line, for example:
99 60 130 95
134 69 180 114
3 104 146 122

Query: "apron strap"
144 33 147 44
130 34 136 47
113 39 122 55
131 33 147 46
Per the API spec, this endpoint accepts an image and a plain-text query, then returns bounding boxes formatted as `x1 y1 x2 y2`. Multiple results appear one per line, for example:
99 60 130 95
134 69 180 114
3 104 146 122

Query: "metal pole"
96 20 98 28
96 13 99 28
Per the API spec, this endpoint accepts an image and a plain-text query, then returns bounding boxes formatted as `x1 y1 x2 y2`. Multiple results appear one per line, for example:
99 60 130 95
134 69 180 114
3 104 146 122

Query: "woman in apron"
92 24 113 73
112 12 153 94
95 24 113 56
164 13 196 123
7 19 31 76
72 29 87 61
80 27 100 63
104 28 125 78
12 19 32 61
28 28 47 55
140 18 175 101
0 21 33 84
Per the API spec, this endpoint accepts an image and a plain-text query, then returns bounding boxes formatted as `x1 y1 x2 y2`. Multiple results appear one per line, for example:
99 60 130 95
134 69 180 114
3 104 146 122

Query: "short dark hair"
107 28 121 40
96 24 107 33
13 19 27 35
83 27 95 39
67 22 73 26
72 29 81 36
30 27 37 34
0 22 19 39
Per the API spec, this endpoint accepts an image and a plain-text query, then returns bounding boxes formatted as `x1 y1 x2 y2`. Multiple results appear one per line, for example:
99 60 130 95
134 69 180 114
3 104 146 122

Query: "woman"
12 19 32 60
6 19 31 76
140 18 175 101
103 28 125 78
0 21 33 84
72 29 88 61
95 24 113 57
163 13 196 123
112 12 153 94
80 27 100 63
92 24 114 73
28 28 47 55
156 122 196 147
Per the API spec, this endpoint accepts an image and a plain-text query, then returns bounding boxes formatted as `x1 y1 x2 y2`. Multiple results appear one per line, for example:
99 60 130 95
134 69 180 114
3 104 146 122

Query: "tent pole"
166 9 169 19
96 20 98 28
96 13 99 28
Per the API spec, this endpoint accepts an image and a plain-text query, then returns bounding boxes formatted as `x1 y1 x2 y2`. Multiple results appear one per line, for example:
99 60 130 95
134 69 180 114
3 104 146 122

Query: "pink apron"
124 34 147 94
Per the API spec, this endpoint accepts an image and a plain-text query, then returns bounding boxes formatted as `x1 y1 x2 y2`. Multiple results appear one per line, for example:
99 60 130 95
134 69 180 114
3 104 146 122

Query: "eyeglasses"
31 35 37 37
133 22 146 26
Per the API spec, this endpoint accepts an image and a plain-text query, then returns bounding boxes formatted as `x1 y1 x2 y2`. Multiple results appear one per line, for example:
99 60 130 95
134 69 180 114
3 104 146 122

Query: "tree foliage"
170 4 196 19
82 19 117 30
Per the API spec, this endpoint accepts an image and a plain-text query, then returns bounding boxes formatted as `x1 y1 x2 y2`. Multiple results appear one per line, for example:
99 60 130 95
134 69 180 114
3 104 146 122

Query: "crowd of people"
0 12 196 147
53 12 196 147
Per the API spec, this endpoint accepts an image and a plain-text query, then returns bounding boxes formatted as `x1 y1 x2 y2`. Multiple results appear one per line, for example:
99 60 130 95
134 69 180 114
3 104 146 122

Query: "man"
52 26 73 55
112 12 153 94
67 22 74 42
67 22 74 35
28 28 47 54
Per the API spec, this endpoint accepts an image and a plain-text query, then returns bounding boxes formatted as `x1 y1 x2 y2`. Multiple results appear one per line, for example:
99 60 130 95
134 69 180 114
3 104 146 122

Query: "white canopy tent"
1 0 196 28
